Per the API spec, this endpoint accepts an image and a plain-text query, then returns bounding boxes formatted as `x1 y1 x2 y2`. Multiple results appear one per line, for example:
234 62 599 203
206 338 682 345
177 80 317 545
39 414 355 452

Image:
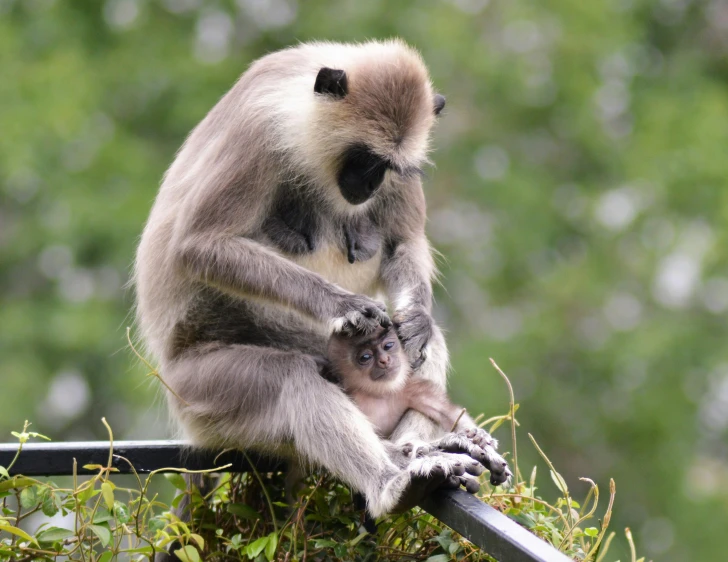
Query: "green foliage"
1 1 727 561
0 401 643 561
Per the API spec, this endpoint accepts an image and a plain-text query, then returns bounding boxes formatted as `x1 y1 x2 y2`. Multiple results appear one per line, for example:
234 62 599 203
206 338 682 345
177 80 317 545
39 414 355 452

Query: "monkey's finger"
410 348 427 370
440 475 460 489
432 452 483 476
458 474 481 494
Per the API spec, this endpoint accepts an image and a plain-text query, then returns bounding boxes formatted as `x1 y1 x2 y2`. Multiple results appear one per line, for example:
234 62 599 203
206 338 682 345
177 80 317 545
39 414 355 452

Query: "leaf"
171 493 185 509
165 473 187 490
226 503 261 520
98 552 114 562
19 486 37 509
83 464 104 471
124 546 154 555
89 524 112 547
0 466 9 479
550 470 569 495
173 545 201 562
189 533 205 550
148 517 167 533
0 523 38 545
433 532 453 552
93 508 114 524
37 526 75 543
113 501 130 524
264 532 278 561
101 482 115 510
246 536 269 558
27 431 50 441
584 527 599 537
349 532 368 545
77 483 97 503
313 539 337 548
426 556 450 562
0 476 35 493
41 491 59 517
11 431 27 443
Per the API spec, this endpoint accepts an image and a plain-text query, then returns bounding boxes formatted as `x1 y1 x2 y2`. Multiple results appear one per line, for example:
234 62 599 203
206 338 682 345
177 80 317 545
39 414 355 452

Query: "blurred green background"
2 0 728 559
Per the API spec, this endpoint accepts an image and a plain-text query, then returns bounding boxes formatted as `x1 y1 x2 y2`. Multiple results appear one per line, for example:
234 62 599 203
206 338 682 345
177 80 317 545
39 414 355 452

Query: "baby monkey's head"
328 326 409 396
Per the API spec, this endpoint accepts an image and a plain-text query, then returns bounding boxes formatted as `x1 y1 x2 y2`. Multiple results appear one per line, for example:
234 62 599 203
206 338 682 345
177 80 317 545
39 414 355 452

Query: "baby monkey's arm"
403 378 465 432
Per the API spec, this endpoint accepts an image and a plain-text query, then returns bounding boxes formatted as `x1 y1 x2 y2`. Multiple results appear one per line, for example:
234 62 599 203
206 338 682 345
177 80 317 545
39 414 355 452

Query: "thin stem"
242 452 278 535
490 359 519 483
595 531 616 562
625 527 636 562
557 478 599 550
127 327 190 407
585 479 615 560
528 433 573 528
450 408 467 432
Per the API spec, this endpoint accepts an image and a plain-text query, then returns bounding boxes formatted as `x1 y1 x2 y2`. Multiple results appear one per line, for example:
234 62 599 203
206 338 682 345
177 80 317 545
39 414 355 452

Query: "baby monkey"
327 326 466 439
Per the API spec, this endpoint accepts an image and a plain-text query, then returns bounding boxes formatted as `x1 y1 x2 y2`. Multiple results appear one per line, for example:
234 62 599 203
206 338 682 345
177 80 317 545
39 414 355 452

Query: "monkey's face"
310 44 446 207
355 332 404 384
336 144 390 205
328 326 409 396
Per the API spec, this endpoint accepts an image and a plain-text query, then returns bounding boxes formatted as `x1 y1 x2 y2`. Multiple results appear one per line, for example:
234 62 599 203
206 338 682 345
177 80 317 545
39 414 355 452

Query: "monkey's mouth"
337 144 388 205
370 367 395 381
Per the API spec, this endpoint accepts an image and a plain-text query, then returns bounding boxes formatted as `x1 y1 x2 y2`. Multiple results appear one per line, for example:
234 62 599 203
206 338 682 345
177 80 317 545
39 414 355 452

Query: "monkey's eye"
383 341 395 351
358 352 373 364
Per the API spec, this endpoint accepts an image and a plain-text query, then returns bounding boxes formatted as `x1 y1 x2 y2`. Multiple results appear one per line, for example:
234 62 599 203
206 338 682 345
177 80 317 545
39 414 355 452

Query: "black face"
337 144 390 205
356 335 402 381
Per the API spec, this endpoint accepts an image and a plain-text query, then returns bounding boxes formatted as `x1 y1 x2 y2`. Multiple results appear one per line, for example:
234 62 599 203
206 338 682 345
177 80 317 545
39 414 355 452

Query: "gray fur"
134 40 508 520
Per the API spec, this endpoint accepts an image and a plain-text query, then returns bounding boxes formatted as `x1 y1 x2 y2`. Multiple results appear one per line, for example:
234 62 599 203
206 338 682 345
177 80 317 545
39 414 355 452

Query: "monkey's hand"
435 428 511 486
393 304 433 369
331 293 391 336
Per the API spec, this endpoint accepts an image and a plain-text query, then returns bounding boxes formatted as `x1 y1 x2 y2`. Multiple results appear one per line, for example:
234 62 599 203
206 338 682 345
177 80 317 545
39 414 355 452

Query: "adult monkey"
134 40 509 522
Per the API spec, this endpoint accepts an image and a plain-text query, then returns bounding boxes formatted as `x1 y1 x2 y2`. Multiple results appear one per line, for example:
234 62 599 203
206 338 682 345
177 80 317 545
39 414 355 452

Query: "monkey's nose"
377 356 389 368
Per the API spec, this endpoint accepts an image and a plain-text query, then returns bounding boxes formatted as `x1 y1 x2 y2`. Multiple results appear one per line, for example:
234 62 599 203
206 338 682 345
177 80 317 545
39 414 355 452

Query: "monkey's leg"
164 344 469 518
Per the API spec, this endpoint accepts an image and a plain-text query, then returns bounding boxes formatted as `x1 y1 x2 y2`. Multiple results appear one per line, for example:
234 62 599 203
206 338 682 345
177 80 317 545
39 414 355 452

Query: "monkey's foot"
437 429 511 486
387 452 485 513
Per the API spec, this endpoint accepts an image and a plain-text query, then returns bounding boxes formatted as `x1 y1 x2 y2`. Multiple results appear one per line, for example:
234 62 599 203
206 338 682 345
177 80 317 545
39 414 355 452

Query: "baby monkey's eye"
383 341 395 351
358 353 373 364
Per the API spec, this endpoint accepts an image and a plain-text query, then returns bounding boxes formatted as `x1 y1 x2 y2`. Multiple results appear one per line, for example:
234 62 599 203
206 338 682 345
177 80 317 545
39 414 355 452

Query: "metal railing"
0 441 571 562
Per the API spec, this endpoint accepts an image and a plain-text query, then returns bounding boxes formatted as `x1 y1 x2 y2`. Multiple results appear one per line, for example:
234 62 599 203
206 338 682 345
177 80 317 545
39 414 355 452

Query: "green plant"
0 361 644 561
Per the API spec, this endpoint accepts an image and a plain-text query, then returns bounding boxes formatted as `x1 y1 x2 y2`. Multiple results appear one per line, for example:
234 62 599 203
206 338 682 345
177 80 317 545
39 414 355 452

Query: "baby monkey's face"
354 329 403 383
328 326 409 396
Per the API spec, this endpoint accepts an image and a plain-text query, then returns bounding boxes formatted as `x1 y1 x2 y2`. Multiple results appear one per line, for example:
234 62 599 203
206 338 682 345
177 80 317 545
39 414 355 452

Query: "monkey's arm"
176 231 389 330
404 378 466 431
379 183 439 370
380 188 511 488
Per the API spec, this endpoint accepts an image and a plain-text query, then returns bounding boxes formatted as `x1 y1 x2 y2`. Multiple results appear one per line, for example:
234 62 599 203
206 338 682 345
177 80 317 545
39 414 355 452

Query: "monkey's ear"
434 94 446 116
314 67 348 98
